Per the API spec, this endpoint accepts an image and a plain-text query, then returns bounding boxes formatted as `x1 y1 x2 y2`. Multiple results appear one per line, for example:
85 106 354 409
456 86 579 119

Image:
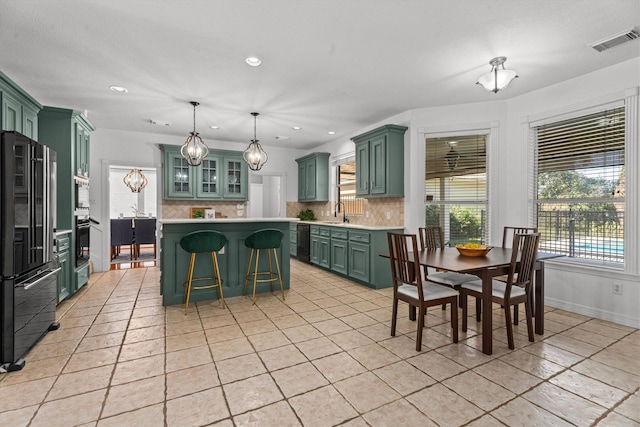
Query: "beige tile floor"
1 259 639 426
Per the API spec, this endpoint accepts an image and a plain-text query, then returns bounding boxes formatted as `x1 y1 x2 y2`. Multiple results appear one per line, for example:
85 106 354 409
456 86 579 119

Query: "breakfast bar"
159 218 294 306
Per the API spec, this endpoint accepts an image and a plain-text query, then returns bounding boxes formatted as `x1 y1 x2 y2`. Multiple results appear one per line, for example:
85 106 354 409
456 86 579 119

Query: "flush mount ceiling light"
245 57 262 67
180 101 209 166
476 56 518 93
123 168 148 193
243 112 268 171
292 126 301 130
327 131 336 135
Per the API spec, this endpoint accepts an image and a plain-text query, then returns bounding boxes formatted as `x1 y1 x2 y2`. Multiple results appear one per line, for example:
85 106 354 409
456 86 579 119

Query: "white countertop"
159 218 296 225
297 220 404 231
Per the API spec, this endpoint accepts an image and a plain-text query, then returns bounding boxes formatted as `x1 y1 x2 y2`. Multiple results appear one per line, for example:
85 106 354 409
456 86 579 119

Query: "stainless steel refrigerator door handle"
22 268 61 291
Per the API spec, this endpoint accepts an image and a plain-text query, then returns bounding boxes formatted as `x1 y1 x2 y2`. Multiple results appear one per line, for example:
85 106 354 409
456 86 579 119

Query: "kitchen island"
159 218 294 306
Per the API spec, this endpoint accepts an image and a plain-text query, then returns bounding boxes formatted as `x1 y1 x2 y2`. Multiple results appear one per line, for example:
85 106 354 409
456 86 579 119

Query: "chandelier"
476 57 518 93
243 112 268 171
123 168 148 193
180 101 209 166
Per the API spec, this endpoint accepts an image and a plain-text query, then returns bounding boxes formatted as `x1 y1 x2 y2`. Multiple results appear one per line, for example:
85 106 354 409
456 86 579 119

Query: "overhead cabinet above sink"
351 124 407 198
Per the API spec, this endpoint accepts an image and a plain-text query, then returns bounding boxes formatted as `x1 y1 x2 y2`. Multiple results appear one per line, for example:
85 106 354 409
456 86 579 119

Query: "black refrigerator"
0 131 59 372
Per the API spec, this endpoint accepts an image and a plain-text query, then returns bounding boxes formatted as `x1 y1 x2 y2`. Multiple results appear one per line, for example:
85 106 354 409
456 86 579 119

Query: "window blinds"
537 107 625 173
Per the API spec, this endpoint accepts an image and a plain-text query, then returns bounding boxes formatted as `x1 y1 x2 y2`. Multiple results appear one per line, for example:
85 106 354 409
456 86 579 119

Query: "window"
424 135 487 246
337 161 363 215
534 106 625 265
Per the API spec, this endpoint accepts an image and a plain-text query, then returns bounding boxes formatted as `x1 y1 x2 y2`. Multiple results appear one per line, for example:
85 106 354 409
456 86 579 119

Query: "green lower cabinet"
330 239 348 274
348 241 370 282
75 263 90 292
308 225 402 289
289 223 297 257
56 235 71 303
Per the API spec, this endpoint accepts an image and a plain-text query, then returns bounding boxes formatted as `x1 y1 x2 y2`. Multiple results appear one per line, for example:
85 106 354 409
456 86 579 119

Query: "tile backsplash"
162 200 245 219
286 197 404 227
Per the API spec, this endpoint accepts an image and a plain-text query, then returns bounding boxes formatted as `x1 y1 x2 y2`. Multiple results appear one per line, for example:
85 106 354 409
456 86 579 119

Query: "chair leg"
184 253 197 315
475 297 481 322
243 249 254 296
461 291 468 332
251 249 260 304
272 248 285 300
441 303 446 311
514 303 519 325
525 299 535 342
211 252 226 309
391 298 398 337
409 305 416 321
267 250 274 293
450 300 458 343
416 305 425 351
504 303 515 350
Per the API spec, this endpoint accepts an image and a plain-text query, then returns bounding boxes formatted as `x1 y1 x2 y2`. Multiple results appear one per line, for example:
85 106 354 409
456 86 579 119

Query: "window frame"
526 87 638 274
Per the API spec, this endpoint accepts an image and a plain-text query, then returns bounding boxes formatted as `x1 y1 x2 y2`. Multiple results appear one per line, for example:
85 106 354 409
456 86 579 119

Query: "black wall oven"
75 215 90 267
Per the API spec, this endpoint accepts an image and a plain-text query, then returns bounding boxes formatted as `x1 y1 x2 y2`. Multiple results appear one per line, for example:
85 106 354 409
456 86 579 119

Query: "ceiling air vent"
589 27 640 52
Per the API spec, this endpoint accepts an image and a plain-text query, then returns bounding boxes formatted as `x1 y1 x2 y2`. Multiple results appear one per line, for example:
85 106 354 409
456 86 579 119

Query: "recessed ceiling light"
245 57 262 67
110 85 128 93
210 125 220 129
275 136 290 140
292 126 301 130
150 119 170 126
327 131 336 135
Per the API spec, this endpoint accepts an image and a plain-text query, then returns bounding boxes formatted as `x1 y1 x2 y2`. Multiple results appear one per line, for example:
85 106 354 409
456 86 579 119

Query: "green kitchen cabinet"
351 124 407 198
295 152 330 202
308 224 401 289
75 123 91 177
1 71 42 140
39 107 95 298
330 228 348 275
162 145 247 200
56 234 71 303
289 223 297 257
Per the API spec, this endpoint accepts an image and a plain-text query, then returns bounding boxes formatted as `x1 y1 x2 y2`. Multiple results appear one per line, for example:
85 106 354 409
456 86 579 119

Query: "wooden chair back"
502 226 537 248
418 226 445 250
387 232 423 297
504 232 540 299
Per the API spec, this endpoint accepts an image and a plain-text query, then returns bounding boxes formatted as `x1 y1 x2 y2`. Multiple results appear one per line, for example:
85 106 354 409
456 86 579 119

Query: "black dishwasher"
297 223 311 263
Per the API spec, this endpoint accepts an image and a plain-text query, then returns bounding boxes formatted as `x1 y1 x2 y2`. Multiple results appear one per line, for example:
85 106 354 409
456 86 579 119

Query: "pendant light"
243 112 268 171
123 168 148 193
476 57 518 93
180 101 209 166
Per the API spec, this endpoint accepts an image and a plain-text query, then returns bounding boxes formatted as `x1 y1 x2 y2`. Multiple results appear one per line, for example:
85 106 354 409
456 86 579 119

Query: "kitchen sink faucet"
335 202 349 223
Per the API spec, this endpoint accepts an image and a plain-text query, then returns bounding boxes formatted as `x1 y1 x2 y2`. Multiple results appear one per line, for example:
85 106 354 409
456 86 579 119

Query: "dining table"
382 247 561 355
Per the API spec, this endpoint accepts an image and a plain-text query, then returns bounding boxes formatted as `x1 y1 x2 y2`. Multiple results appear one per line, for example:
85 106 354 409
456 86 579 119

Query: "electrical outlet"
612 282 623 295
219 245 225 255
386 212 391 220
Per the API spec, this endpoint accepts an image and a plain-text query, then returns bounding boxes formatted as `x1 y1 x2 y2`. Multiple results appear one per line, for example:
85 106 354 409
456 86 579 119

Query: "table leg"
481 268 492 355
535 261 544 335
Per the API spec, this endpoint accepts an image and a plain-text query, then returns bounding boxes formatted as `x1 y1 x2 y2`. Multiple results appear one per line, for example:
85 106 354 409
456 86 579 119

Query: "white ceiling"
2 0 639 150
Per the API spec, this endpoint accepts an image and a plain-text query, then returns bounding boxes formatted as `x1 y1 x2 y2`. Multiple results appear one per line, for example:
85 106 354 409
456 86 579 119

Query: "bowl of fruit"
455 243 492 257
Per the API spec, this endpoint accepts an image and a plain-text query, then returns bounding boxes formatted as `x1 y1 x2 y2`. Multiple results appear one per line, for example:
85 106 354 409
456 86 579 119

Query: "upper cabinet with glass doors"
161 145 247 200
351 124 407 198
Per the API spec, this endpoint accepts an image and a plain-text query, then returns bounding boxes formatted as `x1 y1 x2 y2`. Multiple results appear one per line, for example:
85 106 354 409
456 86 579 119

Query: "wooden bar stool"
243 228 285 304
180 230 228 314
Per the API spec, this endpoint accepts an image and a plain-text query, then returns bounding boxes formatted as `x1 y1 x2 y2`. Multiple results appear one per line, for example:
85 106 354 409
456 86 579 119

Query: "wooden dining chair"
460 232 540 349
418 226 477 287
499 226 537 324
387 232 459 351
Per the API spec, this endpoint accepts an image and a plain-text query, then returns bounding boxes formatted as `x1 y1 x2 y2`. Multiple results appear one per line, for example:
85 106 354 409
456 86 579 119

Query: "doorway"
109 166 158 269
247 173 286 218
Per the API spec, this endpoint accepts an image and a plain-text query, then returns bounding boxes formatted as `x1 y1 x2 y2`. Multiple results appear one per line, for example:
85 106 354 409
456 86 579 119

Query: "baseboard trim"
545 297 640 329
